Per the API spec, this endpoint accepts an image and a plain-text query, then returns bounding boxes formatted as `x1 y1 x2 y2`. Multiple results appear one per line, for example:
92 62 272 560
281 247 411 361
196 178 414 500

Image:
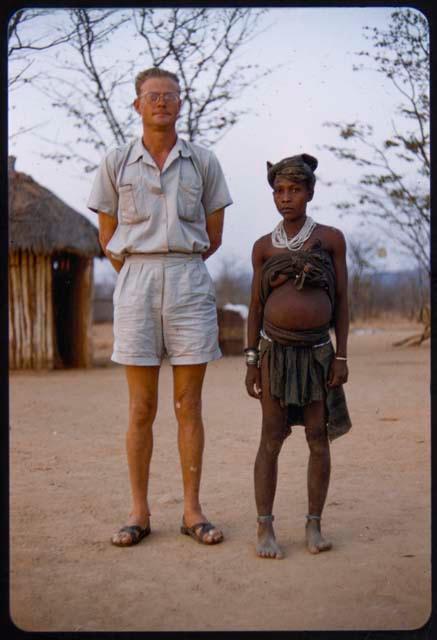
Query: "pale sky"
9 6 425 283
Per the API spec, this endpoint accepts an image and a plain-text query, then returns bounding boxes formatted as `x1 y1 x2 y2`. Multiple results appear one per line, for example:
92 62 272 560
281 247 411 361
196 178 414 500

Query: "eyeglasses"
139 91 180 104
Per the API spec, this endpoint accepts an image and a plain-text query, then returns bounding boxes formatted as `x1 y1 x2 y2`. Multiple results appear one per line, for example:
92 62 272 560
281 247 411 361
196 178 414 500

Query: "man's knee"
174 392 202 422
129 396 158 428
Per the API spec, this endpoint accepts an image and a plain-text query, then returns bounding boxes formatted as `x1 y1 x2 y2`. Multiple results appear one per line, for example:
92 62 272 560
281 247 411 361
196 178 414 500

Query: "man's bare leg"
253 353 288 558
303 399 332 554
173 363 223 543
111 365 160 545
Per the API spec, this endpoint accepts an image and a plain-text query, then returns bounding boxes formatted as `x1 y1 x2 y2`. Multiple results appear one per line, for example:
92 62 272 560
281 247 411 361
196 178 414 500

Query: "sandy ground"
9 320 430 632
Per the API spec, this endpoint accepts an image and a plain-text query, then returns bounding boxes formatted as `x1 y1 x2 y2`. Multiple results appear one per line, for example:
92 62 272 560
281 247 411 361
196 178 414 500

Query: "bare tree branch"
11 8 275 171
8 8 81 91
8 9 77 54
323 9 429 276
134 7 273 145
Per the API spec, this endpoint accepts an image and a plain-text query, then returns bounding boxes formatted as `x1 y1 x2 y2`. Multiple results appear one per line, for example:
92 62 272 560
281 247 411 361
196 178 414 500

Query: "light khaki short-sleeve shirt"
87 136 233 260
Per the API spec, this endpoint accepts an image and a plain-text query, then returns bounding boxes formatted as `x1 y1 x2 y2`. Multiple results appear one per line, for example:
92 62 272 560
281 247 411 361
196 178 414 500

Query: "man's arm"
202 208 224 260
98 212 123 273
328 228 349 387
245 239 265 399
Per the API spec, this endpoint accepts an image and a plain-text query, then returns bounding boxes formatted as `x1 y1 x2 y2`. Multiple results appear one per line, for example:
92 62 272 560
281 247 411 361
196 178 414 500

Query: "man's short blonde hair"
135 68 180 96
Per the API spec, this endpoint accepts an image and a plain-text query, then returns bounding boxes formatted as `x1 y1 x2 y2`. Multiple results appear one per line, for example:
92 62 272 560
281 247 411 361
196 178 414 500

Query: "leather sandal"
180 518 223 545
111 524 151 547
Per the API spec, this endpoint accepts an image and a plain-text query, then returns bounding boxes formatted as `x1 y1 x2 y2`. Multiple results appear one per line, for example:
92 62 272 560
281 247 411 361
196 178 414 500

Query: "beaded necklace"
271 216 316 251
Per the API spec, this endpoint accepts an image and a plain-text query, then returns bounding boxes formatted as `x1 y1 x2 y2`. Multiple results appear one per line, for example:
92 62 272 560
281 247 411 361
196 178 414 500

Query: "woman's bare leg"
303 399 332 553
254 353 289 558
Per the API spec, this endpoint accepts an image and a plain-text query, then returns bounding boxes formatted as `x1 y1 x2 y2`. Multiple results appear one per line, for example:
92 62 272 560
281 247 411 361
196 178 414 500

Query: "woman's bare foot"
305 517 332 554
256 516 284 559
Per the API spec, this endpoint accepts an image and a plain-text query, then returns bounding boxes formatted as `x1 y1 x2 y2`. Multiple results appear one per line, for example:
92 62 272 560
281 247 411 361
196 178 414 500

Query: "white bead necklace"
271 216 316 251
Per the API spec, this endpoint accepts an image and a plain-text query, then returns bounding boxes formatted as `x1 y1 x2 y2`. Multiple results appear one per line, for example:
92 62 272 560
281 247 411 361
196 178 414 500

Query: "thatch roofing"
8 157 103 257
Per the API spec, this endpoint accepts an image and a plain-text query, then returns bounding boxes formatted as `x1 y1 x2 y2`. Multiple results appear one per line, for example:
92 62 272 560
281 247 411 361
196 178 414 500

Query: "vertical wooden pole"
39 254 45 368
10 251 23 368
8 255 16 369
38 256 47 367
12 251 22 368
34 255 42 368
21 250 30 367
40 254 47 368
27 251 38 368
51 254 62 369
45 255 54 369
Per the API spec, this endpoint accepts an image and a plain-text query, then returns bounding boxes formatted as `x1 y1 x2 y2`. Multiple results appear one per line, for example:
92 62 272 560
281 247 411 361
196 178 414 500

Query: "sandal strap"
192 521 215 534
306 514 321 521
119 525 144 534
118 525 148 541
257 514 274 523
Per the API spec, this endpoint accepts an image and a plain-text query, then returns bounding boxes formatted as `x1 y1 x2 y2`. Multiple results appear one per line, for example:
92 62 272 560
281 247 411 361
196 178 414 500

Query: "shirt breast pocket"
177 162 203 222
118 182 151 225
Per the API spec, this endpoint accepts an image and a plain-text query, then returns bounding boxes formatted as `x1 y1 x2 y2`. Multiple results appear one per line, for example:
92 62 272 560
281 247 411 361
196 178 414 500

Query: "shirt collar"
177 138 192 158
126 136 191 167
125 137 148 166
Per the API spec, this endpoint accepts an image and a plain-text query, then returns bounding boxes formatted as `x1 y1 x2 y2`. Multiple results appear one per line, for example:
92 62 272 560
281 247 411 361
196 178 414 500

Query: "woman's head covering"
267 154 318 190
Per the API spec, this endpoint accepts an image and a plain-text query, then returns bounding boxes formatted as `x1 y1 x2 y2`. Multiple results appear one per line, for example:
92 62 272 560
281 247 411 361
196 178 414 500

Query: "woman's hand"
327 359 348 387
245 365 262 399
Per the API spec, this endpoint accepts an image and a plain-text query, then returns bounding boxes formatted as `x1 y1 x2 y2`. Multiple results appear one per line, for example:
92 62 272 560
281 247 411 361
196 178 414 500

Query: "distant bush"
349 268 429 321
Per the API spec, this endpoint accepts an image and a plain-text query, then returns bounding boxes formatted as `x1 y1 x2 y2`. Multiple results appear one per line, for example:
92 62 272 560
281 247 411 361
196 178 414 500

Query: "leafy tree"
324 9 429 275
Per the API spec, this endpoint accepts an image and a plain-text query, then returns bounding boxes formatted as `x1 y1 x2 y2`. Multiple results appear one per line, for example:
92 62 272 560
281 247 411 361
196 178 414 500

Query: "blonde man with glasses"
88 68 232 547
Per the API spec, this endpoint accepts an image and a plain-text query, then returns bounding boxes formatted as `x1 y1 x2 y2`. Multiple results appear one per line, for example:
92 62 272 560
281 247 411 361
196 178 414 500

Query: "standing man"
88 68 232 547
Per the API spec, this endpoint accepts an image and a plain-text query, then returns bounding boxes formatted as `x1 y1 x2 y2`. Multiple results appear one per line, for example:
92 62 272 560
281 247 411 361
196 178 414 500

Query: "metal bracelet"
244 348 259 366
335 356 347 361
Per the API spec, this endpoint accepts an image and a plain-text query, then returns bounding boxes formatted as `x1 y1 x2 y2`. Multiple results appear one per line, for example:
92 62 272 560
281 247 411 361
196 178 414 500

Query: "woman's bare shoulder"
252 233 273 259
315 223 346 248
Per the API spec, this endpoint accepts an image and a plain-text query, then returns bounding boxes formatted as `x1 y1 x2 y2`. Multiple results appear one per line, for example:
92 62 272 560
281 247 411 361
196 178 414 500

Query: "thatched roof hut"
8 156 103 369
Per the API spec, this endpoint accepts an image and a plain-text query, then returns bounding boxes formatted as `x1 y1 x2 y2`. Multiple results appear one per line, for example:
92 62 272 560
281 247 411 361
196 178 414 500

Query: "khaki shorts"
112 253 221 366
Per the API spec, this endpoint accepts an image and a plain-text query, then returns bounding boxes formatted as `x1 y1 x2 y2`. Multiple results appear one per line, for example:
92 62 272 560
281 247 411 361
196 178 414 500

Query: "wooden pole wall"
9 251 23 368
21 251 32 367
45 255 54 366
9 251 54 369
8 253 17 369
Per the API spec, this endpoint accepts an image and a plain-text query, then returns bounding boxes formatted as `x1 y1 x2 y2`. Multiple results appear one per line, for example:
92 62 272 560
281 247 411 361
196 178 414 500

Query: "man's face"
134 77 181 131
272 177 313 221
